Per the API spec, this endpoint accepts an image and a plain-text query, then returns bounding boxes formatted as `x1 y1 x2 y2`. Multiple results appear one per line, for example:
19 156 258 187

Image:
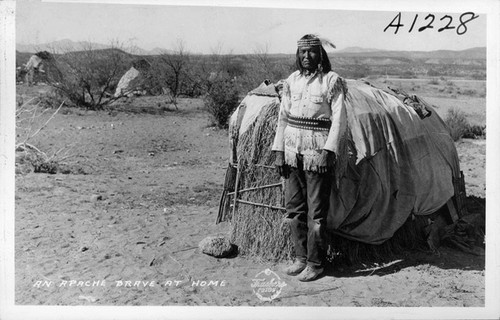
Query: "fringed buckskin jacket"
272 70 347 171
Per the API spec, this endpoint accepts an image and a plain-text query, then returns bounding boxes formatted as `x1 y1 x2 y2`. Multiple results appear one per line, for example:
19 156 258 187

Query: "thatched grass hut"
218 79 468 265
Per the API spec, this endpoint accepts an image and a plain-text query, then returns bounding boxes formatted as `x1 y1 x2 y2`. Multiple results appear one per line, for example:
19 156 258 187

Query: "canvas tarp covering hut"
114 66 145 97
226 79 460 245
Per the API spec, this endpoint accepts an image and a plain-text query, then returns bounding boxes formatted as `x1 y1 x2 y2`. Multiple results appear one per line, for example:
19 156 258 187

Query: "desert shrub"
15 99 84 175
463 124 486 139
204 77 240 129
36 88 67 109
142 58 170 96
239 53 294 92
181 66 206 97
444 108 470 141
461 89 477 96
143 43 206 101
45 45 129 110
400 70 416 79
427 69 441 77
346 64 370 79
471 72 486 80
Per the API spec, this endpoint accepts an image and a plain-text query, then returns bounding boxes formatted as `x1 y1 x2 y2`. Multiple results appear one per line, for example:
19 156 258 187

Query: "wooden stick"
255 164 275 169
216 189 227 224
236 199 285 211
281 179 286 207
231 163 275 170
231 159 242 218
227 182 282 196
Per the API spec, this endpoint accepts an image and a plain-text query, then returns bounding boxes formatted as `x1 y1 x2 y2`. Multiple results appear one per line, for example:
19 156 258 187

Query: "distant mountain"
16 39 171 56
125 46 172 56
16 40 486 61
16 39 111 53
148 47 172 55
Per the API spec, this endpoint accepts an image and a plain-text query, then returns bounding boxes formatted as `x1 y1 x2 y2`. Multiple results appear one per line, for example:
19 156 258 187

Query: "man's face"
299 46 320 71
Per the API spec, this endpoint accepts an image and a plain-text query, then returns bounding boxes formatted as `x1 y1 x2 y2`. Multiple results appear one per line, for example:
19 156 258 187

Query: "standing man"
272 34 347 282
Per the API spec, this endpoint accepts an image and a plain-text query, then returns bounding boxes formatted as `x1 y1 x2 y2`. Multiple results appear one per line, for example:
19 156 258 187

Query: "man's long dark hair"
295 35 332 74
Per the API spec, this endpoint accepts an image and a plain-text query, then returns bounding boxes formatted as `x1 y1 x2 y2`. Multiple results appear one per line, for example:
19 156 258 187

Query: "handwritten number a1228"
384 12 478 35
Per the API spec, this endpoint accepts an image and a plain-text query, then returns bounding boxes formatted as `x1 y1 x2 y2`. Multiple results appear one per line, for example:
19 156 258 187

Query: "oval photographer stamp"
251 269 287 302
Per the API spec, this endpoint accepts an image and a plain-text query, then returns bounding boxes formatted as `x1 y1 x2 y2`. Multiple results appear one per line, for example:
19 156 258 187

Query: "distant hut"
114 58 151 97
24 51 52 85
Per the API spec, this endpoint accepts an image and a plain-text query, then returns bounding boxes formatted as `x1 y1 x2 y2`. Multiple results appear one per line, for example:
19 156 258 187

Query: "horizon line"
15 42 487 56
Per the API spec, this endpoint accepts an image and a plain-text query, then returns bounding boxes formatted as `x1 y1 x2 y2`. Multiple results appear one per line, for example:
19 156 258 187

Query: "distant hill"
16 48 135 68
17 39 486 61
16 39 172 55
333 47 486 60
16 39 111 54
15 40 486 80
337 47 385 53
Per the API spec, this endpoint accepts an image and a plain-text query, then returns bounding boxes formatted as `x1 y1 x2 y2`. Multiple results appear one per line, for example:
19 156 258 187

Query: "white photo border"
1 0 499 319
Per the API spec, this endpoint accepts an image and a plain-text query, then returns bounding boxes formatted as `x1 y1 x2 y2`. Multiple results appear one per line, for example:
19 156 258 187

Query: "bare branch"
23 101 65 144
15 143 49 162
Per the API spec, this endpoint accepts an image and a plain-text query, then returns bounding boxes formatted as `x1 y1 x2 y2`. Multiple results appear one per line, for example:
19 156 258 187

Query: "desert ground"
14 78 485 307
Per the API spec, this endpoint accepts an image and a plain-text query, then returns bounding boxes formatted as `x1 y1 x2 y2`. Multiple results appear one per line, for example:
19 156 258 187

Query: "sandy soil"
14 84 485 306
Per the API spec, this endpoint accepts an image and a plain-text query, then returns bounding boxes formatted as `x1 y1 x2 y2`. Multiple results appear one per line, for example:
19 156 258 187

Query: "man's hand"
274 151 290 178
317 150 336 174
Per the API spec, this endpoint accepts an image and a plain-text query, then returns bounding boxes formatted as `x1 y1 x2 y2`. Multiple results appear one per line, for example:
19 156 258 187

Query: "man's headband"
297 38 322 47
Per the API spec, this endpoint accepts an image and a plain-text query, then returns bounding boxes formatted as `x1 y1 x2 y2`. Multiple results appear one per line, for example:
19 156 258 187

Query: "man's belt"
287 115 332 131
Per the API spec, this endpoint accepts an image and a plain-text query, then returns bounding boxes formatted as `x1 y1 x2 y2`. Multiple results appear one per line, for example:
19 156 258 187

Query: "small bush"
36 88 67 109
471 73 486 80
400 70 417 79
461 89 477 96
463 124 486 139
444 108 470 141
427 69 441 77
204 78 240 129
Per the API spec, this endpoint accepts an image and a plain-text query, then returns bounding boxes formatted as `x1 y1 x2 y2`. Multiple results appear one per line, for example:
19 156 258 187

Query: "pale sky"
16 0 488 54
